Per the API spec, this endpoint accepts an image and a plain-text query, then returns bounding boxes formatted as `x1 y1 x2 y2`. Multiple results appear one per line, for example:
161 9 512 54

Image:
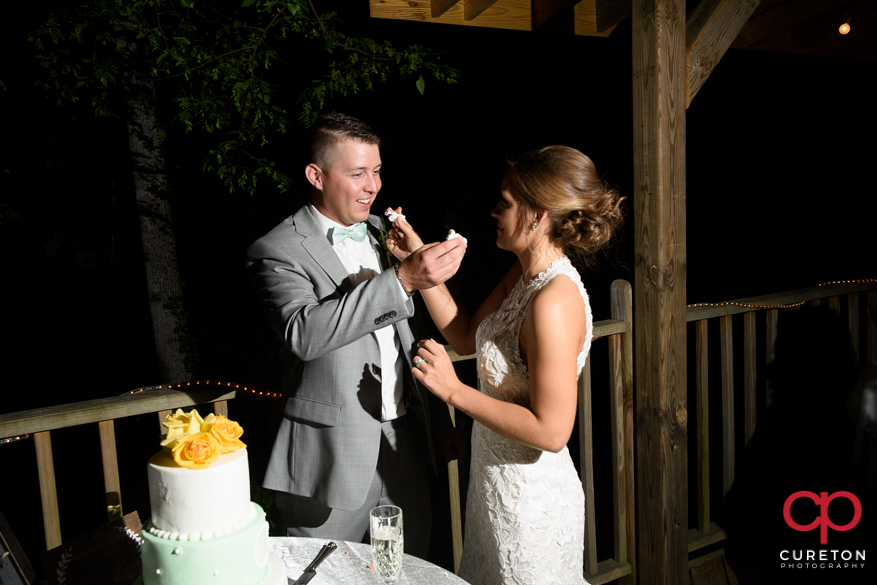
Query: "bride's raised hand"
385 207 424 261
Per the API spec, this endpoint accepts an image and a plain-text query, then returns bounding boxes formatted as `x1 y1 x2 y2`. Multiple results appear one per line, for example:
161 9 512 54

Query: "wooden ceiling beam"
686 0 761 107
595 0 631 33
534 0 581 28
431 0 461 19
369 1 534 32
576 0 618 37
465 0 501 21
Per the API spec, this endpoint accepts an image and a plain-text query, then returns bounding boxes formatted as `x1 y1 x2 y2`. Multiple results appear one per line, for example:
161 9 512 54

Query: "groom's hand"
396 238 467 291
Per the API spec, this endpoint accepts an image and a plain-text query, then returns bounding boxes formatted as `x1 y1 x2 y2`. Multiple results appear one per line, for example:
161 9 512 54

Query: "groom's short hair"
309 112 381 169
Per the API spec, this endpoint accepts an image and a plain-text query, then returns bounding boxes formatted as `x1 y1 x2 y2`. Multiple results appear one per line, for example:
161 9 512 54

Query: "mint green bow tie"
330 222 368 245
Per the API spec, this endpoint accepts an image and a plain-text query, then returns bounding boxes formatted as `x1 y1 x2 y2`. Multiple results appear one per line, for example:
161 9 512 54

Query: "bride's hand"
411 339 465 405
385 207 424 261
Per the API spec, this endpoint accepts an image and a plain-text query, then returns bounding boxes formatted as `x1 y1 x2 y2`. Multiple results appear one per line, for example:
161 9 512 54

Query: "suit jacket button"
389 311 397 318
374 318 382 324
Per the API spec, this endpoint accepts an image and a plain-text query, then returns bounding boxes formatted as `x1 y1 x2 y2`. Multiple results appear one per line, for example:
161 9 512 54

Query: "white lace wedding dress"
458 256 591 585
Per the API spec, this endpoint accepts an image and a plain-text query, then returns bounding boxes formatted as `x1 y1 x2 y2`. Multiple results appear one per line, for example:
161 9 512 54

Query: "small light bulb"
839 22 850 35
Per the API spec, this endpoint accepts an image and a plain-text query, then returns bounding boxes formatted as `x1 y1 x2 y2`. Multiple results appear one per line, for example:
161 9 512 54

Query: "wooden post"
98 420 123 521
578 356 598 574
213 400 229 418
34 432 62 550
720 315 735 498
695 320 710 534
868 289 876 363
848 293 860 365
632 0 688 582
446 405 463 574
743 312 756 446
765 309 778 407
609 280 635 585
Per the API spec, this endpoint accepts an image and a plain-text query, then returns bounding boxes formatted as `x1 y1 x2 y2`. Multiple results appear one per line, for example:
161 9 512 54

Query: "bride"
387 145 624 585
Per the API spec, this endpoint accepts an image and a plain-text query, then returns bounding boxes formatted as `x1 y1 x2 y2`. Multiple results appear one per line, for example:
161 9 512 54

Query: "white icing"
384 208 405 223
254 522 269 568
147 503 257 541
147 449 252 538
446 229 468 244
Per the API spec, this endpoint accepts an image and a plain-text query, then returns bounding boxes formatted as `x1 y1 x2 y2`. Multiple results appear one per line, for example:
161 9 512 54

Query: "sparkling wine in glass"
369 505 404 584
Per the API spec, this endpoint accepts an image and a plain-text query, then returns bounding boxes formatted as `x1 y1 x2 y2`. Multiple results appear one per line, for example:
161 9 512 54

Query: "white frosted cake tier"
147 448 251 538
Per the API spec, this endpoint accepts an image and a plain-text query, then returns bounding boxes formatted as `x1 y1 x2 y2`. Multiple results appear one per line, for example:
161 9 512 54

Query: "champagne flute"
369 505 404 583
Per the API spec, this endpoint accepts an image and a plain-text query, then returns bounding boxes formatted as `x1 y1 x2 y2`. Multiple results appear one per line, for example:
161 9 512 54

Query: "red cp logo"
783 491 862 544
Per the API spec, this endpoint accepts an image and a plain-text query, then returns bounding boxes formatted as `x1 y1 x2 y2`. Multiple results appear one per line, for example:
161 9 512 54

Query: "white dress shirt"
311 205 407 421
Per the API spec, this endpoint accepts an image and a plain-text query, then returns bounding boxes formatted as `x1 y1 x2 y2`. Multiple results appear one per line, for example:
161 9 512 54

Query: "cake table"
269 537 468 584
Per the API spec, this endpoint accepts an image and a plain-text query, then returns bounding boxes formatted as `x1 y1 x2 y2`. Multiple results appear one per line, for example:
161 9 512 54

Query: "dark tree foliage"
28 0 460 194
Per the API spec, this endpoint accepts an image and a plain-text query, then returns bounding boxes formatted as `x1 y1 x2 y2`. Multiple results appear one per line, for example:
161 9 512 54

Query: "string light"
122 380 282 399
2 382 282 446
688 278 876 311
588 278 877 341
688 300 807 310
839 17 851 35
5 277 875 444
817 278 876 286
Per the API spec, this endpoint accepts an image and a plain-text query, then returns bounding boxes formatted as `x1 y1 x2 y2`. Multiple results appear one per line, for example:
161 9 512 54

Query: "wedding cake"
138 409 286 585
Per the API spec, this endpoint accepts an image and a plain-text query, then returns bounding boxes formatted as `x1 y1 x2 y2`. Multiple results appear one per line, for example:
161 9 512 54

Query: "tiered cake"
138 409 285 585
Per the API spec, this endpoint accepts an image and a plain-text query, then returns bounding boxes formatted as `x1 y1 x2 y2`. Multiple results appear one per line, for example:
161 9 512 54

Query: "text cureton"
780 550 865 561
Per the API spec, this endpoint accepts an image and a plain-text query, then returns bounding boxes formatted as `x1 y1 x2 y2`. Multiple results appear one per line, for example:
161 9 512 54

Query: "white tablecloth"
269 537 468 584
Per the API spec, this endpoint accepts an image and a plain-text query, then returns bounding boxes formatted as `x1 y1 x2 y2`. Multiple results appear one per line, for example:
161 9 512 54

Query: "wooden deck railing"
447 279 636 585
2 280 637 585
0 382 239 551
4 279 872 584
685 281 877 557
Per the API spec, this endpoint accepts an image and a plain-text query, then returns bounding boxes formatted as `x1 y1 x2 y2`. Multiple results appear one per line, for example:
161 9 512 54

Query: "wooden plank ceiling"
369 0 877 61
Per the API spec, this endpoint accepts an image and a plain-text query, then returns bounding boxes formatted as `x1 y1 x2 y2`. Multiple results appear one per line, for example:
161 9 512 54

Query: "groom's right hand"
396 238 467 292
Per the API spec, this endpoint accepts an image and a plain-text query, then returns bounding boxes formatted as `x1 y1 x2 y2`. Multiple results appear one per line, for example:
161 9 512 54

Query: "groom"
246 112 465 559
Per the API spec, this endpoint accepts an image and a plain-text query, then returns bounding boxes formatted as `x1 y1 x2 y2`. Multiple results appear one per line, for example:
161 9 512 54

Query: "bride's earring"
531 216 538 233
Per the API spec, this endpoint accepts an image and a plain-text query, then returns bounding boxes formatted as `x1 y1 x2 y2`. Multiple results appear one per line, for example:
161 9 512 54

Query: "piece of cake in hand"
446 229 468 244
384 207 405 223
137 409 286 585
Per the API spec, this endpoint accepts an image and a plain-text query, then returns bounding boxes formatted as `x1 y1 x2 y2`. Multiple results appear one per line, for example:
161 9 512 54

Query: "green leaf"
415 75 425 95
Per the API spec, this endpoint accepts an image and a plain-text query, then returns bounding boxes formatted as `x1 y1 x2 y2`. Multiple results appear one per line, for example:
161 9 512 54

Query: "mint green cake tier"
141 503 272 585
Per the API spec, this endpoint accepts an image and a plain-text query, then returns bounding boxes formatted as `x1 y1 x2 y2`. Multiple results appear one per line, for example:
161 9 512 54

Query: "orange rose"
170 431 222 470
204 415 246 454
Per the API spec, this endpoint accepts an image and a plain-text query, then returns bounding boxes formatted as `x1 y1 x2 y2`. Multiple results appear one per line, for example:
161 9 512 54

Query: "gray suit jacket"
246 204 442 511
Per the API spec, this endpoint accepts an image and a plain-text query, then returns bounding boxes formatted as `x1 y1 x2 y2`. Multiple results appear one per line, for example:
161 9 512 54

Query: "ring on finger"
414 357 425 368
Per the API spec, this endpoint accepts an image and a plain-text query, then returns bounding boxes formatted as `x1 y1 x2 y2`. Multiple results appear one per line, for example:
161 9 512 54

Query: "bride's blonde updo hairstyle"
505 145 624 261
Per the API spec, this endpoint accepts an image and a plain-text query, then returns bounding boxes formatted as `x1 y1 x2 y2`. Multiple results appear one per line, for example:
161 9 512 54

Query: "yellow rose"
170 431 222 469
160 409 205 448
204 414 246 454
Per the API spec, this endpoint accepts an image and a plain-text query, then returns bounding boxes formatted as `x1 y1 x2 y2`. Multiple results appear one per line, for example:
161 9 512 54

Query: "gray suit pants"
275 416 432 560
